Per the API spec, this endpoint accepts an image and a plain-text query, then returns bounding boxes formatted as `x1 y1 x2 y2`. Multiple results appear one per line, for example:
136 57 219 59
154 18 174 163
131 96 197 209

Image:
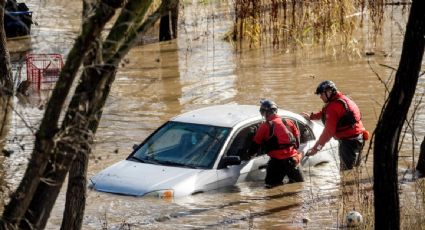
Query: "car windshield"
131 121 231 169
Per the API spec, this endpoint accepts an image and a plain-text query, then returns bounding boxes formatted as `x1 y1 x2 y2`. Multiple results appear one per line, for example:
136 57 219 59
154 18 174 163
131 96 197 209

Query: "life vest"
263 119 298 152
321 94 362 132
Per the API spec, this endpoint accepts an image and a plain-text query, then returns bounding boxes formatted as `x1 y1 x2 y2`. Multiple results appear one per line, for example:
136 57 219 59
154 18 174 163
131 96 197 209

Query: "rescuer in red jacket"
249 99 304 188
303 80 368 170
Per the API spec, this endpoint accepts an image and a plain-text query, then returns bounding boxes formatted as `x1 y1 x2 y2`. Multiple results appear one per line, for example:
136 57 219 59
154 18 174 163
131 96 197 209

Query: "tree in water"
159 0 179 41
373 0 425 229
0 0 179 229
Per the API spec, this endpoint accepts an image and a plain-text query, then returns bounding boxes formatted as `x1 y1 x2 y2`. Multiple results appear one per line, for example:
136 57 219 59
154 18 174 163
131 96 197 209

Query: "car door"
216 122 269 188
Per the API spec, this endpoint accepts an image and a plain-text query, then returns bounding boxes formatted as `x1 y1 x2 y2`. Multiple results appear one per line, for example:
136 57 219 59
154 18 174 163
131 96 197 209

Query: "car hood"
90 160 205 196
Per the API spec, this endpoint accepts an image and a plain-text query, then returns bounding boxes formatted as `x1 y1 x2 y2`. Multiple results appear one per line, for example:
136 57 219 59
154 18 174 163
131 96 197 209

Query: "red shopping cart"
25 53 64 90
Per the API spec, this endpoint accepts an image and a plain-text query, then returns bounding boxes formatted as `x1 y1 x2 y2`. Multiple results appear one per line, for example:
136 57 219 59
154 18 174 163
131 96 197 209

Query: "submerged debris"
2 149 14 157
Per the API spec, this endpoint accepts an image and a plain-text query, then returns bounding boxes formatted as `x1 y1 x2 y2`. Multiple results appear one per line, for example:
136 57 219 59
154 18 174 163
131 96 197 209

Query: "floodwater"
2 0 425 229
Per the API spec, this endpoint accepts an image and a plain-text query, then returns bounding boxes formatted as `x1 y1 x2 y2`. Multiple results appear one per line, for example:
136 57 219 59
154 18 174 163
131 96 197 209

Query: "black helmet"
315 80 337 95
259 99 278 115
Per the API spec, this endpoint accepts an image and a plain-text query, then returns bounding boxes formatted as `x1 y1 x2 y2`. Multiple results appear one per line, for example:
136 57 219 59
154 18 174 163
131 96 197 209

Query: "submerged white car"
90 104 338 198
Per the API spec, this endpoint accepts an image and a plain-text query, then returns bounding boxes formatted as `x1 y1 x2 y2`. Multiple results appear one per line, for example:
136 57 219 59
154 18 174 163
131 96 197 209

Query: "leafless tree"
373 0 425 229
0 0 179 229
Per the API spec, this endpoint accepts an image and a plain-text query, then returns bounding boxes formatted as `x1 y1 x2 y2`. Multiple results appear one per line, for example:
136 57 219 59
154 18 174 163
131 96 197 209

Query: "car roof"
171 104 301 128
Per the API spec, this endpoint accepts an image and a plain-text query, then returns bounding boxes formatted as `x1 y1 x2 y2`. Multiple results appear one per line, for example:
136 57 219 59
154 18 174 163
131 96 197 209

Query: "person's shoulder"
329 98 346 107
327 100 346 114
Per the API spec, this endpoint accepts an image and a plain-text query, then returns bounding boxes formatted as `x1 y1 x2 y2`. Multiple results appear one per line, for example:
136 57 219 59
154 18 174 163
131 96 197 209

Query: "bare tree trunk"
373 0 425 229
59 64 113 230
25 63 116 230
416 136 425 176
1 1 123 229
60 1 178 228
1 0 179 228
60 151 89 230
60 0 155 227
60 3 97 229
159 0 179 41
41 0 175 229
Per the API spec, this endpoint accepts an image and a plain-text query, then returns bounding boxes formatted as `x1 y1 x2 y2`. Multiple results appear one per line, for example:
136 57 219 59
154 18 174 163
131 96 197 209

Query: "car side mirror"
133 144 139 150
222 156 241 167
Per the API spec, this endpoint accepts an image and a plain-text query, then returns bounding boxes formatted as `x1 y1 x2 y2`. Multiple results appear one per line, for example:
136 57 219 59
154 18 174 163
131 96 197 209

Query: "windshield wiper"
128 156 146 163
155 160 197 168
129 156 198 168
128 156 160 165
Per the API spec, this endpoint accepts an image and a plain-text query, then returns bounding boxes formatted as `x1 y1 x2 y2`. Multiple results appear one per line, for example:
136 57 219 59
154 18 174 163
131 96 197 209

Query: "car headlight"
144 189 174 200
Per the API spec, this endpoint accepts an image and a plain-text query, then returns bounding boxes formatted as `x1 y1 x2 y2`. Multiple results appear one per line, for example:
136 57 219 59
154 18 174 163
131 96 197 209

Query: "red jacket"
310 92 365 149
253 114 299 160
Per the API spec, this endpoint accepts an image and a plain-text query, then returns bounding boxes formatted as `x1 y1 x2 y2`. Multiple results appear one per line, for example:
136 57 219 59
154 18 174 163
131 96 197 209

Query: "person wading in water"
249 99 304 188
303 80 368 170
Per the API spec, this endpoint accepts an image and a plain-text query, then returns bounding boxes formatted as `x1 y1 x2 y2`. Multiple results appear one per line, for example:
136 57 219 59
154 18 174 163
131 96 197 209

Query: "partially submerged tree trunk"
416 136 425 176
1 1 124 229
0 0 179 228
59 63 109 230
59 2 177 228
60 0 177 217
159 0 179 41
3 0 178 229
373 0 425 229
60 3 98 229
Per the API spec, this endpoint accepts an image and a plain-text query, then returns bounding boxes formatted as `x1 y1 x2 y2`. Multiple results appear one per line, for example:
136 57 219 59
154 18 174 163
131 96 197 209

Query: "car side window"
225 123 261 161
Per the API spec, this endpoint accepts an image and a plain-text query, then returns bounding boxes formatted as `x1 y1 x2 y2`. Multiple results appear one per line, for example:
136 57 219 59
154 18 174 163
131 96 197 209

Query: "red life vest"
321 93 364 139
264 118 299 150
253 114 299 159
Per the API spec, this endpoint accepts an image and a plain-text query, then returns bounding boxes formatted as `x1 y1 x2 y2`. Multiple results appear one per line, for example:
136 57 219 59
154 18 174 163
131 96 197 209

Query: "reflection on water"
2 0 424 229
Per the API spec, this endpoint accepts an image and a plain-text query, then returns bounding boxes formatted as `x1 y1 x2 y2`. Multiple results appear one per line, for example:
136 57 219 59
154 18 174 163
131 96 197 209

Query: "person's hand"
292 153 303 165
302 112 311 120
306 147 318 156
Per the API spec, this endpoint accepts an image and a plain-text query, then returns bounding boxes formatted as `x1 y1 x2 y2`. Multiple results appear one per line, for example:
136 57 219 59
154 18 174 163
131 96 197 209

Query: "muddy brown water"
2 0 425 229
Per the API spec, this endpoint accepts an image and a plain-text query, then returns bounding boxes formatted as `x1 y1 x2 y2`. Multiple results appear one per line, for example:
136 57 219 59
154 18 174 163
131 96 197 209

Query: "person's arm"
302 110 322 120
247 123 267 157
310 110 323 120
309 103 343 155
